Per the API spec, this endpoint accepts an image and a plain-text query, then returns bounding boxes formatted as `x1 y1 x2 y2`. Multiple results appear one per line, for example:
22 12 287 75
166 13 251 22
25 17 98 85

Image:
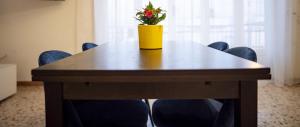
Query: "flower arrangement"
136 2 166 25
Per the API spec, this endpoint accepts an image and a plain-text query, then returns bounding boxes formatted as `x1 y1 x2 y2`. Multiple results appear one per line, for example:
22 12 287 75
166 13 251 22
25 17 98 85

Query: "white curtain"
94 0 296 85
264 0 295 86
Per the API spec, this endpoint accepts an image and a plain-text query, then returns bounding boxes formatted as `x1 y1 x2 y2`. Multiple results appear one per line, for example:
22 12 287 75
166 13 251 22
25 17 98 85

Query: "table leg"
235 81 258 127
44 82 64 127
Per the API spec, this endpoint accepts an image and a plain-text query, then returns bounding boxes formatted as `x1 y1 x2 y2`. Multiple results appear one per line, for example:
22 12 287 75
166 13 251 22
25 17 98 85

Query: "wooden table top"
32 41 271 81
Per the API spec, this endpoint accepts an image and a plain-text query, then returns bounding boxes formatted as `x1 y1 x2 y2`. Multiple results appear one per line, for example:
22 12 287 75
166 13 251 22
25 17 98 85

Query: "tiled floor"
0 83 300 127
258 83 300 127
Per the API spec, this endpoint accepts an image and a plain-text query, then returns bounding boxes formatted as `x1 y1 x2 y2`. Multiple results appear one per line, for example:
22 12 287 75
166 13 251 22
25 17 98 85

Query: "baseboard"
294 78 300 85
17 81 43 86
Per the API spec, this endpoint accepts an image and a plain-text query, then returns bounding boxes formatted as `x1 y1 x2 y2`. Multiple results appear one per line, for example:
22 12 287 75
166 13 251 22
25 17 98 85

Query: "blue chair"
82 42 155 126
152 99 220 127
208 41 229 51
152 47 258 127
82 42 98 51
38 50 72 66
39 50 149 127
225 47 257 62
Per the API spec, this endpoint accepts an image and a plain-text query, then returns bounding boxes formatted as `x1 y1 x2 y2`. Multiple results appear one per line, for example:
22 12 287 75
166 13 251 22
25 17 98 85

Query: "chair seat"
152 99 221 127
72 100 149 127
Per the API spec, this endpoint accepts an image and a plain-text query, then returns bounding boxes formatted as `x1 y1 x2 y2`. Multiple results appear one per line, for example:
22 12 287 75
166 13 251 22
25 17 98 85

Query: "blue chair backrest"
82 43 98 51
38 50 72 66
208 42 229 51
225 47 257 62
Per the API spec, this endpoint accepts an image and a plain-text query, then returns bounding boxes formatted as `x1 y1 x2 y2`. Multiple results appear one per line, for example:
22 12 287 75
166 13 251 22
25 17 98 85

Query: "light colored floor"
0 83 299 127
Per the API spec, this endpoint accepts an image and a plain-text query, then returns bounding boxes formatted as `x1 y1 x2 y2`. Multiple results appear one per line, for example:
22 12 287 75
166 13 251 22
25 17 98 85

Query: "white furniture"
0 64 16 101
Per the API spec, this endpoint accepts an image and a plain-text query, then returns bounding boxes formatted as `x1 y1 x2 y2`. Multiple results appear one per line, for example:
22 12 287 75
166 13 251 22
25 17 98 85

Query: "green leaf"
146 1 154 10
136 11 144 16
156 13 166 24
156 8 162 13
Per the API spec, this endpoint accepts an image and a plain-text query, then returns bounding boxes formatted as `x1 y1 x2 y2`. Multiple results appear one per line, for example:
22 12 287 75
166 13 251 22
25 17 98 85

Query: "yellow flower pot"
138 25 163 49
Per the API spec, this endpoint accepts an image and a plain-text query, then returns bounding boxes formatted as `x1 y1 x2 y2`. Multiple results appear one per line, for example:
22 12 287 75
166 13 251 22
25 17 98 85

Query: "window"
94 0 265 48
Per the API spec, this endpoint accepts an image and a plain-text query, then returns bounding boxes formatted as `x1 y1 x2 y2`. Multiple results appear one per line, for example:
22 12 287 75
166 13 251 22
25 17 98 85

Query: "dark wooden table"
32 41 271 127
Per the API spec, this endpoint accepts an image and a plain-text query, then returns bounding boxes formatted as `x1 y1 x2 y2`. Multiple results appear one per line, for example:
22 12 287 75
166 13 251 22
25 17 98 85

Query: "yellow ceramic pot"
138 25 163 49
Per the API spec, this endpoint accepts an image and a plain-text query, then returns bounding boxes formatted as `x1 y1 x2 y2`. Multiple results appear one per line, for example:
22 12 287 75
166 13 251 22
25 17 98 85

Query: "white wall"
76 0 95 52
0 0 94 81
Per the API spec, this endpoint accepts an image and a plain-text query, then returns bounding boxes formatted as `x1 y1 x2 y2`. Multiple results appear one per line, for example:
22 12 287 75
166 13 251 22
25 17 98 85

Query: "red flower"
144 10 153 18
